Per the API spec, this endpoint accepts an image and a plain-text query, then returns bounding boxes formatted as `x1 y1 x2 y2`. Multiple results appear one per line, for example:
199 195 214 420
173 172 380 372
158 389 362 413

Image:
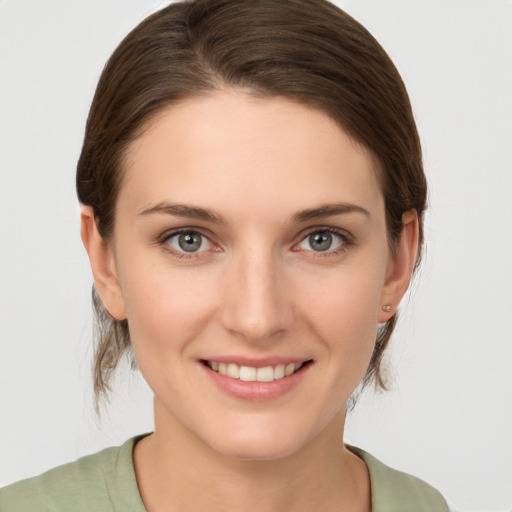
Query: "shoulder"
0 436 147 512
348 446 450 512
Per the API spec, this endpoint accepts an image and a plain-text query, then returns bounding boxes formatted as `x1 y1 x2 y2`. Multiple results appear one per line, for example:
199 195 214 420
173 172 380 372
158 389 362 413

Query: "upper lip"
200 356 313 368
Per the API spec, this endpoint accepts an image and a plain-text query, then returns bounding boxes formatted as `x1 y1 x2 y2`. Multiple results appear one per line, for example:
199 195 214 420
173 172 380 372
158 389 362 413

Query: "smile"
203 360 311 382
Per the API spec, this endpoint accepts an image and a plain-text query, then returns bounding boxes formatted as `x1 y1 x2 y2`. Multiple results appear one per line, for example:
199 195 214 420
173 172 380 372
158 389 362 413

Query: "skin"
81 90 419 512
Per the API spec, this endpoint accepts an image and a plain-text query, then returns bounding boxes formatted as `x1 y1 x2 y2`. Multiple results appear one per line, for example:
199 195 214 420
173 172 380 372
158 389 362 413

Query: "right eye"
165 231 213 254
296 229 347 253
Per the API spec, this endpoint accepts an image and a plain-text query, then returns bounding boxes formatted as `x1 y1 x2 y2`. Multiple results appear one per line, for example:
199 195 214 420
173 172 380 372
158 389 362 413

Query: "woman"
0 0 450 510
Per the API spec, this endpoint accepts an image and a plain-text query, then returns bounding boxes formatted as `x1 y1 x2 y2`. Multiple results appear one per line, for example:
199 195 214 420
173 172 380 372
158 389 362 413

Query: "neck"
133 400 370 512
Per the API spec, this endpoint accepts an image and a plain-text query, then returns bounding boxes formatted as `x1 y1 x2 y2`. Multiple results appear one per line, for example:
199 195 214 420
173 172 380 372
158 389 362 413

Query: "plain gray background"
1 1 511 510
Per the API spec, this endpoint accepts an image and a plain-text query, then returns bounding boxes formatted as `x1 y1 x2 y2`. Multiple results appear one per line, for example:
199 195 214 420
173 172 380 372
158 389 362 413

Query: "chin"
198 417 320 462
213 436 304 461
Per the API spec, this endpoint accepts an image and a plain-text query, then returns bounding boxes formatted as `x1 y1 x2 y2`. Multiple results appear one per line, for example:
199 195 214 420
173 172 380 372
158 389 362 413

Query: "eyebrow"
138 202 225 223
292 203 371 223
138 201 370 224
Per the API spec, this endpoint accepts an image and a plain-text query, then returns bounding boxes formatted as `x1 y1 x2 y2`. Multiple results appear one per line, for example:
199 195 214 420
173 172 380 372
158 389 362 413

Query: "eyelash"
157 228 216 260
156 226 353 260
294 227 353 257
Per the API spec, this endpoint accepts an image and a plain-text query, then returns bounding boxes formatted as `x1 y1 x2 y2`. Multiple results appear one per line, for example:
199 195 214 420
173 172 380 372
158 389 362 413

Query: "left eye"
298 230 345 252
166 231 212 253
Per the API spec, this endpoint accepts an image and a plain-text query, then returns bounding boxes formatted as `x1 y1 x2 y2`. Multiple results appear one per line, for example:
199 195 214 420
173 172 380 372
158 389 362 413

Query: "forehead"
119 90 383 219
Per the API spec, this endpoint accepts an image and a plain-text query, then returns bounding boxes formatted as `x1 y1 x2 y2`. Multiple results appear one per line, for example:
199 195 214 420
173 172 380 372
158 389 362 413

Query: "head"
77 0 425 420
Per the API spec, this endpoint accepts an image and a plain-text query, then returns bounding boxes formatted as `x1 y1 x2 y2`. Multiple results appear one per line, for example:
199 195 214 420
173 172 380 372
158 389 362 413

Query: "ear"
378 210 420 323
80 206 126 320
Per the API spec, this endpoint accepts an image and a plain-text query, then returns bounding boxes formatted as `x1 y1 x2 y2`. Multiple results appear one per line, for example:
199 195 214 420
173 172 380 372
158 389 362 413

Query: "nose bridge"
221 245 291 342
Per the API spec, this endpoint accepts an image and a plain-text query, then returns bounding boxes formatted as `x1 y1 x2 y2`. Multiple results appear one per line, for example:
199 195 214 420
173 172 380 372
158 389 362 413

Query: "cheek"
120 268 222 402
117 254 219 359
299 264 384 331
295 264 384 371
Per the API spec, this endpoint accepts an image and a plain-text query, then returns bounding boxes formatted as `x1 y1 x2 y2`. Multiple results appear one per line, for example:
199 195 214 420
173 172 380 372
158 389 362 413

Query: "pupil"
310 232 332 251
178 232 201 252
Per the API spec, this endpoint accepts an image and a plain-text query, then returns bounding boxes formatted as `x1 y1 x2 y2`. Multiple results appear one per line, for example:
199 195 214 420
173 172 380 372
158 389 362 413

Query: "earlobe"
378 210 420 323
80 206 126 320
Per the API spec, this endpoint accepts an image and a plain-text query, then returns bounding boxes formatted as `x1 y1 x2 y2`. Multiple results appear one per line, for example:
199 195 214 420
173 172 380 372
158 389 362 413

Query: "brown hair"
77 0 426 405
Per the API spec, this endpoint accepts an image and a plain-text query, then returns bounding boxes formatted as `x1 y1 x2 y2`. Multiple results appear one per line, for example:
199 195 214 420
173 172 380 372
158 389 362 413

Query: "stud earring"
382 304 393 312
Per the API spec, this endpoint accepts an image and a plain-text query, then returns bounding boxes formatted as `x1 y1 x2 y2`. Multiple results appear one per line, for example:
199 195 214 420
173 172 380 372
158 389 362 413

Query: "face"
91 90 410 460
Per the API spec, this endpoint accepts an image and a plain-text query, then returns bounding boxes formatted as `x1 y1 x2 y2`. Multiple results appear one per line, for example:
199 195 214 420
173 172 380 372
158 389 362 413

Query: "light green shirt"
0 435 449 511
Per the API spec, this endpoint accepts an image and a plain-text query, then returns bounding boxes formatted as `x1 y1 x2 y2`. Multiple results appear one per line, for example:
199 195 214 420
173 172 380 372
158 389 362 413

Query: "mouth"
201 359 313 382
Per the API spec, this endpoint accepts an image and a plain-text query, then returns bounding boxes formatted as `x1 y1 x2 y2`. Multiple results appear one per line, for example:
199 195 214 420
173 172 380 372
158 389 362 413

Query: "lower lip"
199 362 311 401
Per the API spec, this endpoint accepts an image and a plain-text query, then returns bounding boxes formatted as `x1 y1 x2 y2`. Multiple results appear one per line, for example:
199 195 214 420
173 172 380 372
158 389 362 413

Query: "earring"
382 304 393 312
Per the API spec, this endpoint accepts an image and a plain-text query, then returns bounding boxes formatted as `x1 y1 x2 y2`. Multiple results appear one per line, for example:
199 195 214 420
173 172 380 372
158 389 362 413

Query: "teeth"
256 366 274 382
274 364 285 379
226 363 240 379
208 361 306 382
285 363 296 376
239 366 257 381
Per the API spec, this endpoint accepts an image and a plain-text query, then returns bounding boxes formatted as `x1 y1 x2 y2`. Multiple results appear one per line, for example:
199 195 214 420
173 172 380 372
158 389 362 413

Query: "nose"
220 250 293 343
